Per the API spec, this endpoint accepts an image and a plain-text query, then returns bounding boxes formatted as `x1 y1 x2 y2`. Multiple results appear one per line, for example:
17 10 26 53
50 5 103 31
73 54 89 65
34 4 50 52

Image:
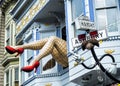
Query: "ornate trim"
22 68 68 85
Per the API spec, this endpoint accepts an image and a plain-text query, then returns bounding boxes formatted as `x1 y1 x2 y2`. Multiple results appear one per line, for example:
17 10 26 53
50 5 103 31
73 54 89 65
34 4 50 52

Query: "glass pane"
21 53 25 83
26 35 34 76
26 36 34 58
95 0 117 8
6 39 10 46
96 9 107 30
105 0 117 7
95 0 105 8
41 31 55 39
10 69 12 86
15 67 19 81
6 26 10 39
107 8 118 32
6 71 9 84
71 0 84 20
118 0 120 8
28 57 34 76
27 49 33 58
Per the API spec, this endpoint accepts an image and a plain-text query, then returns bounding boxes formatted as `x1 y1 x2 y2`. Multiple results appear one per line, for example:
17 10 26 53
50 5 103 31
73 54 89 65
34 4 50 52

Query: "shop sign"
75 16 95 30
72 29 108 48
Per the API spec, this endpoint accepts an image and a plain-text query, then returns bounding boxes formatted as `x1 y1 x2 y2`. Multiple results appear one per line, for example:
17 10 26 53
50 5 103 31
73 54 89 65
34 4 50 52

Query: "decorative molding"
105 36 120 41
45 83 52 86
22 68 68 85
16 0 47 33
104 49 115 54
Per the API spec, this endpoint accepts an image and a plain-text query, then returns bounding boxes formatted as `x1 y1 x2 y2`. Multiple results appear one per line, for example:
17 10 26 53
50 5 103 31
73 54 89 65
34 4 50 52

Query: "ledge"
22 68 68 86
1 54 19 67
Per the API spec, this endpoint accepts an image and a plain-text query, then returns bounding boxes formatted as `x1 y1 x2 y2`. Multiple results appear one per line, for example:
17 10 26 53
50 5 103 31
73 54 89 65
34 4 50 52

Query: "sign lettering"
72 29 108 48
75 16 95 30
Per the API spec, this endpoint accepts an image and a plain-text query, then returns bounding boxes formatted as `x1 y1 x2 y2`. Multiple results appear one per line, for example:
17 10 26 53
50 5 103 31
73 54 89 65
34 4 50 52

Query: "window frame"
6 25 11 46
71 0 85 21
25 33 34 77
5 70 9 86
94 0 120 36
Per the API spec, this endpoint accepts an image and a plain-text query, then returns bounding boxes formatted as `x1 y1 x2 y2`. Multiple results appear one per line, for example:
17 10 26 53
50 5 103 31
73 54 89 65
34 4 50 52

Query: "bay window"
5 67 19 86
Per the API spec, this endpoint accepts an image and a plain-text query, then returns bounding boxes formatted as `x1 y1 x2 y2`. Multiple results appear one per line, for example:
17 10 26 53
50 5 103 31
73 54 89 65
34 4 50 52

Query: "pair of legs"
14 36 68 69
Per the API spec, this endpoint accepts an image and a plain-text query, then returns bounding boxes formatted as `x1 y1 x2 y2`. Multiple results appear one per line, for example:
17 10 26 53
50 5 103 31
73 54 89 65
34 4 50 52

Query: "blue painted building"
10 0 120 86
67 0 120 86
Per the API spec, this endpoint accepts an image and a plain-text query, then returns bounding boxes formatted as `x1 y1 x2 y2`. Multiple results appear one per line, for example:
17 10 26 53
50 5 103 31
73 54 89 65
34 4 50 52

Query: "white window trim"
94 1 120 37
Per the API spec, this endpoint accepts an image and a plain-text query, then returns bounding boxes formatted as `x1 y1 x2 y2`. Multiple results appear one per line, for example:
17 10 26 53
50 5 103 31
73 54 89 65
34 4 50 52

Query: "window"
62 27 66 41
28 57 34 76
62 27 67 70
95 0 116 8
15 67 19 86
71 0 85 20
6 71 9 86
26 35 34 76
15 67 19 81
96 9 107 30
21 53 25 83
40 30 56 72
94 0 119 36
71 0 88 38
6 26 10 45
95 0 106 8
58 27 68 71
96 8 118 32
107 8 118 32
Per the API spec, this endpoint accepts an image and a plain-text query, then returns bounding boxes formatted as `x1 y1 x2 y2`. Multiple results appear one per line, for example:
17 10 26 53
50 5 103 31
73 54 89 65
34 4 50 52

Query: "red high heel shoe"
5 46 24 57
21 61 40 73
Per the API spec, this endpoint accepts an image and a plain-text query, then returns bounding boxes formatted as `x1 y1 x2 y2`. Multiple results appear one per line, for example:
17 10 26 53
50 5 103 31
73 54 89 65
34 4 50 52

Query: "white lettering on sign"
75 16 95 30
71 38 82 48
96 29 108 40
71 29 108 48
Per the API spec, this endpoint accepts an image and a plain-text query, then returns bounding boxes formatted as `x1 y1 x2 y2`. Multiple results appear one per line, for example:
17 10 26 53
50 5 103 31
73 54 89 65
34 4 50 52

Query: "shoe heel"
34 61 40 73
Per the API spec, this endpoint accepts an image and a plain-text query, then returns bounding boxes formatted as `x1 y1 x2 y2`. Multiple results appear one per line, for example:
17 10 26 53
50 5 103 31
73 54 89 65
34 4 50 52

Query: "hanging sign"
75 16 95 30
72 29 108 48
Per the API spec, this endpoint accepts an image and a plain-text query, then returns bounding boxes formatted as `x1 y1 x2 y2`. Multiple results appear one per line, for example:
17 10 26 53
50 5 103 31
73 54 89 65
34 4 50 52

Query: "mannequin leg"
30 36 67 65
15 38 48 50
51 48 68 67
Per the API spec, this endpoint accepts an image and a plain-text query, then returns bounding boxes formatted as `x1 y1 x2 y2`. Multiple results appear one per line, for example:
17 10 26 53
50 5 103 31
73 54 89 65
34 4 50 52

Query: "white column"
85 0 90 18
65 0 75 51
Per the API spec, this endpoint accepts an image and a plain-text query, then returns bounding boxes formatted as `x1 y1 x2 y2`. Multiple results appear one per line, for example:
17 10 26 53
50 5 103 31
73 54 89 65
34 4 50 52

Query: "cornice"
10 0 36 22
1 54 19 67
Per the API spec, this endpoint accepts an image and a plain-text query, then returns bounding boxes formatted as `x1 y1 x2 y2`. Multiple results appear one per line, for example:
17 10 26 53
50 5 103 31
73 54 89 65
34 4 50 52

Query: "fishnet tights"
15 36 68 67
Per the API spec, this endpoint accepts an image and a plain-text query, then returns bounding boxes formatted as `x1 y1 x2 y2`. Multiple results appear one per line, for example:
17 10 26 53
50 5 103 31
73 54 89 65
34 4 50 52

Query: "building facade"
0 0 19 86
0 7 5 86
2 0 120 86
10 0 73 86
67 0 120 86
